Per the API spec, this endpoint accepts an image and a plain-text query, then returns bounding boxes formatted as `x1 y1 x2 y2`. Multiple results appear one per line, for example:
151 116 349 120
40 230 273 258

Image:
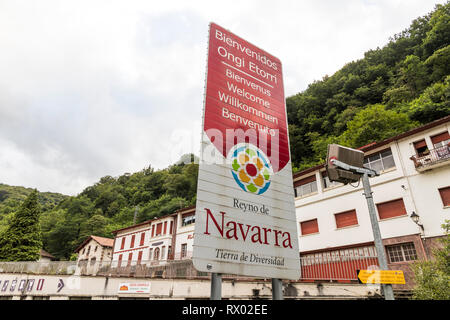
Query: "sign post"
361 173 395 300
194 23 301 300
326 144 395 300
210 273 222 300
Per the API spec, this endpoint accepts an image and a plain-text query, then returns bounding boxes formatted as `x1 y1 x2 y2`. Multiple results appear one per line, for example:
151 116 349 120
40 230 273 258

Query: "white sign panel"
192 23 300 280
118 282 151 294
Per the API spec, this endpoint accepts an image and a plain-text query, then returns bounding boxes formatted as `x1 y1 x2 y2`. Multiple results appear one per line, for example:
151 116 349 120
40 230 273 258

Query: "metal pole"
210 272 222 300
361 173 395 300
272 278 283 300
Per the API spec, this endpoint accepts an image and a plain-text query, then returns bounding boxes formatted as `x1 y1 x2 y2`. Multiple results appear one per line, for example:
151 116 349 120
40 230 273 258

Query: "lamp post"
410 211 424 231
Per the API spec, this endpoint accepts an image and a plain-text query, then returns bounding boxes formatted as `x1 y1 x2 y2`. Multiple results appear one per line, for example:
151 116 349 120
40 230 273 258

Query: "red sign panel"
204 23 289 172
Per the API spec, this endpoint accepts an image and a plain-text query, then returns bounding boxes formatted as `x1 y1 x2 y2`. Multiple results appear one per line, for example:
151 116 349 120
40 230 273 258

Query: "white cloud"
0 0 444 195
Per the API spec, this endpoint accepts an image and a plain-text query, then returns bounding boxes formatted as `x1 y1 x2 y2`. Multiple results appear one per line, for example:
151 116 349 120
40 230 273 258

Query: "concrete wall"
0 273 379 300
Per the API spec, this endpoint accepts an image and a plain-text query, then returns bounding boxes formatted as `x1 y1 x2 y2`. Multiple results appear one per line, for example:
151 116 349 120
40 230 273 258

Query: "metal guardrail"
0 252 380 282
410 144 450 169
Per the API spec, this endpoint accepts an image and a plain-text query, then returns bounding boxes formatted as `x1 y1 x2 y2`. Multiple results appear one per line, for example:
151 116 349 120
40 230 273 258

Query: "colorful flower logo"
229 144 272 195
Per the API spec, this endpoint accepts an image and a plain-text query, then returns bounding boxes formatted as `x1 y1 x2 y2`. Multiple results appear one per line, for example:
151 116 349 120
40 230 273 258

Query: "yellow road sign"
357 270 405 284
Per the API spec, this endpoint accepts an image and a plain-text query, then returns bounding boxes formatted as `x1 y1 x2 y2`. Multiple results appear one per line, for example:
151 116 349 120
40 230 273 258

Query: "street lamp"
410 211 424 231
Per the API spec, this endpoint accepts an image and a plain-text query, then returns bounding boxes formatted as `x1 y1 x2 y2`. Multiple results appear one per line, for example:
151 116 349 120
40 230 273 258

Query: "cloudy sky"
0 0 444 195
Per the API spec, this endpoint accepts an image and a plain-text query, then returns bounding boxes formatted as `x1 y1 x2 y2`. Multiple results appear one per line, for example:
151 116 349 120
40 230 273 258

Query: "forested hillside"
39 158 198 259
0 184 67 234
0 2 449 260
287 1 449 171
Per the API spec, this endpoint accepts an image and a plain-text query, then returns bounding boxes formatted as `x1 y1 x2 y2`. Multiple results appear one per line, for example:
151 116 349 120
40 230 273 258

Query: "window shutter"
431 131 450 145
335 210 358 228
156 223 163 235
300 219 319 235
163 221 167 234
120 238 125 250
376 199 407 220
137 251 143 262
413 140 427 149
169 221 173 234
439 186 450 206
140 233 145 246
294 175 316 188
130 235 135 248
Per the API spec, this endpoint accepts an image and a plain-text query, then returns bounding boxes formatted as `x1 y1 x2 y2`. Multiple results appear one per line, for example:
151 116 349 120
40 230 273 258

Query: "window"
82 248 85 254
94 246 98 252
364 148 395 172
168 246 172 259
181 243 187 258
335 209 358 229
120 237 125 250
413 140 429 157
294 175 317 198
151 225 155 237
140 233 145 246
128 252 133 265
118 254 123 264
87 246 91 255
163 221 167 234
182 214 195 227
322 171 341 189
154 248 160 261
156 223 163 236
130 235 135 248
149 248 153 260
431 131 450 148
161 246 166 260
376 198 407 220
137 251 143 264
169 221 174 234
387 243 418 263
300 219 319 235
439 186 450 207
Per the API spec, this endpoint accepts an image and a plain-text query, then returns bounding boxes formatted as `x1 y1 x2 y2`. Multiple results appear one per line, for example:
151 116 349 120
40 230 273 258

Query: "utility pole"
331 159 395 300
133 205 139 225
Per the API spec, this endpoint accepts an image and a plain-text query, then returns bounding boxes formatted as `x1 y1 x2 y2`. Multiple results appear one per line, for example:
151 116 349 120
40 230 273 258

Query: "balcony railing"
410 144 450 170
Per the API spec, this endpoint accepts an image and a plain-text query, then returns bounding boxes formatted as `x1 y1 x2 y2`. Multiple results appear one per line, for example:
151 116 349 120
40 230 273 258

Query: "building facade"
75 235 114 270
293 116 449 288
111 206 195 266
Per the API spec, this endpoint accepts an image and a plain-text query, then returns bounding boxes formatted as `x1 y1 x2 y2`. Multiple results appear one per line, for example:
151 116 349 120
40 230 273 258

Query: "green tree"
339 104 419 148
411 221 450 300
0 190 43 261
406 76 450 123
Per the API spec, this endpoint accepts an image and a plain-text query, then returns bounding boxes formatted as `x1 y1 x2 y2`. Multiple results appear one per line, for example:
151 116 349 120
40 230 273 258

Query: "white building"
293 116 449 288
111 206 195 266
75 235 114 269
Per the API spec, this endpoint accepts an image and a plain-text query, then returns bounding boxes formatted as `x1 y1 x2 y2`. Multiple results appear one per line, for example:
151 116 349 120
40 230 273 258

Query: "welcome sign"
193 23 300 280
